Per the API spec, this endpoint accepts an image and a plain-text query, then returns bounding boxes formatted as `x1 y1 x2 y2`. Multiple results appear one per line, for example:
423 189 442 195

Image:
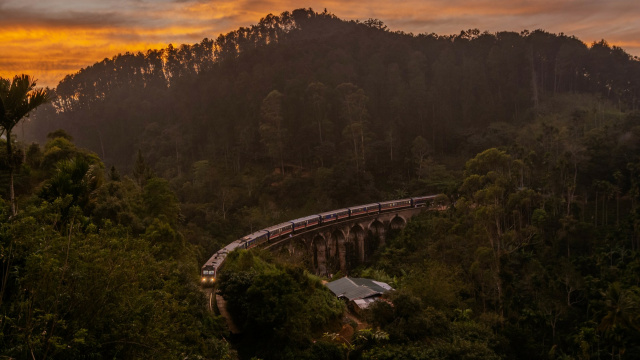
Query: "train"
200 195 438 284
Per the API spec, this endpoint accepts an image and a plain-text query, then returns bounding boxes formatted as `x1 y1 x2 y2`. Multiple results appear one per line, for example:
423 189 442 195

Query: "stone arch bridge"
265 207 426 276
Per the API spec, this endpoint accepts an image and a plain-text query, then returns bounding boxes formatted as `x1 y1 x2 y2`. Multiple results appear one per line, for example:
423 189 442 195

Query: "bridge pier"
313 234 327 275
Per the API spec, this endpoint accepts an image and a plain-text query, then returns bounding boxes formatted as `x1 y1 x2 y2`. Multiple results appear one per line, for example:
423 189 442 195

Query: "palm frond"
0 74 50 132
0 77 9 95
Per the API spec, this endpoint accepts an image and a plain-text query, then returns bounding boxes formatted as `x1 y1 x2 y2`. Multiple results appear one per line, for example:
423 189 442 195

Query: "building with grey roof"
325 277 393 310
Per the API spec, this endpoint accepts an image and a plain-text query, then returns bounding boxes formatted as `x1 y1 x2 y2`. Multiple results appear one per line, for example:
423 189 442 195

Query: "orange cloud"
0 25 170 87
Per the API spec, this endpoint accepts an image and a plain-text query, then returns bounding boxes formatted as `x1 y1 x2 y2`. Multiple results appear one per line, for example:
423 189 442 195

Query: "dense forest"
20 8 640 253
2 7 640 360
0 131 234 358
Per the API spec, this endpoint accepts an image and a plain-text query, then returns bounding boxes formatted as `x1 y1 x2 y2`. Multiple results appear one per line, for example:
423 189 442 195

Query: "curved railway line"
201 195 442 284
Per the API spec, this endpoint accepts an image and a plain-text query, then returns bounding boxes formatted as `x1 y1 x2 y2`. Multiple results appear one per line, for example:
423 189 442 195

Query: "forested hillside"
20 8 640 255
3 7 640 359
28 9 640 168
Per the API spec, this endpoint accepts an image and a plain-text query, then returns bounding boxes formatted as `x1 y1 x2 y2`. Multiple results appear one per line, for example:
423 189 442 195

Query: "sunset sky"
1 0 639 88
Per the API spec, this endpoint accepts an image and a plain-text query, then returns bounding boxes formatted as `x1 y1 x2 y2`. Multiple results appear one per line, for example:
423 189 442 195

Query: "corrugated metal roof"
326 277 393 301
353 297 378 309
351 278 393 294
372 280 393 291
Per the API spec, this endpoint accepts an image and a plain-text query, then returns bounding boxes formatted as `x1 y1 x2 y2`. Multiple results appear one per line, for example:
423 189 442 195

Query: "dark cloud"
0 7 133 29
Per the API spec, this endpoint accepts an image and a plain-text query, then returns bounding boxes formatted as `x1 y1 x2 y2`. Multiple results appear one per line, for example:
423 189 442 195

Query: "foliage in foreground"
217 250 344 360
0 133 233 359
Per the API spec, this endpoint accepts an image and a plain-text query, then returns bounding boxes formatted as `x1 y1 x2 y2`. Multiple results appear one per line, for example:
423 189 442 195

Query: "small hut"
326 277 393 312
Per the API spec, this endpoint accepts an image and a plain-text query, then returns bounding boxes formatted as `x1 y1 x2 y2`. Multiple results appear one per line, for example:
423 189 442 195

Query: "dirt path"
344 311 367 331
337 309 369 341
216 294 241 334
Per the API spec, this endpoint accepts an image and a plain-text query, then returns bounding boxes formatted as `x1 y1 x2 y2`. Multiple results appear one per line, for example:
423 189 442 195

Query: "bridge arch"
368 219 385 233
348 224 365 267
326 230 341 274
312 234 327 276
283 237 310 268
390 215 407 230
368 219 386 250
334 229 347 273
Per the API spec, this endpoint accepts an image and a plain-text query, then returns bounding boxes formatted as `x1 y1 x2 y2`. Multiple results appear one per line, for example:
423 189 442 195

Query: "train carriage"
379 199 412 212
349 203 380 217
291 215 321 232
366 203 381 214
242 230 269 249
264 222 294 241
348 204 367 217
411 195 438 207
318 209 349 223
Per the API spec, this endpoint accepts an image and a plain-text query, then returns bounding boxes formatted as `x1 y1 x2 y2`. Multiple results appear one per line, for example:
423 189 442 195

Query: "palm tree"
598 282 640 359
599 283 640 330
0 74 49 215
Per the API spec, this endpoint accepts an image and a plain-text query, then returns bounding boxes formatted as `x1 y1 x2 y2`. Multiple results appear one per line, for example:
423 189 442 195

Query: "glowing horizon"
1 0 639 89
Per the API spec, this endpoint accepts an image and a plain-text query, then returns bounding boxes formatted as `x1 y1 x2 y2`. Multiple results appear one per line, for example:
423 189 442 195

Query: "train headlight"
201 277 206 282
210 277 215 282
